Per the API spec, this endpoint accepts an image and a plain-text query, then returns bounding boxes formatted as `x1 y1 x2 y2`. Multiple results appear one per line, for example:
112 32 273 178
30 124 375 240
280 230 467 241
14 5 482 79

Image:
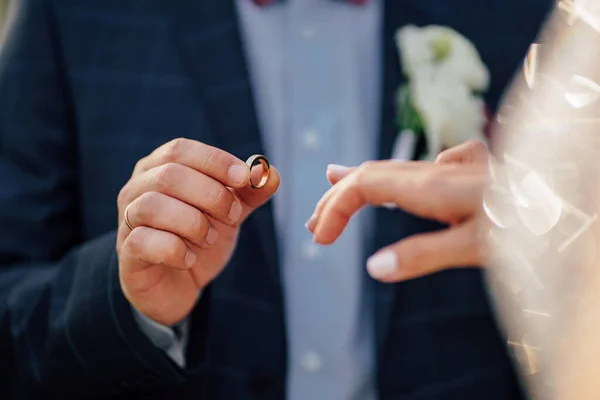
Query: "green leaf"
395 84 425 135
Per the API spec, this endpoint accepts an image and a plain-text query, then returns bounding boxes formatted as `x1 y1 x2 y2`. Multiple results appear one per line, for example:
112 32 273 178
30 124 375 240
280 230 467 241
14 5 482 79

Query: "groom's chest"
59 0 553 236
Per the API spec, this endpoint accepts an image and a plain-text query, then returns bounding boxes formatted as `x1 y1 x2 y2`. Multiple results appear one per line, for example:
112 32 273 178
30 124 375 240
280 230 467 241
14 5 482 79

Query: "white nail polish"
327 164 350 174
367 251 397 279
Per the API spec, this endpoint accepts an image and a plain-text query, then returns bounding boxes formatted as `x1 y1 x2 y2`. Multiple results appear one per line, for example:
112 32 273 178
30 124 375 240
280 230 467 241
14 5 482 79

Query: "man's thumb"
233 165 280 222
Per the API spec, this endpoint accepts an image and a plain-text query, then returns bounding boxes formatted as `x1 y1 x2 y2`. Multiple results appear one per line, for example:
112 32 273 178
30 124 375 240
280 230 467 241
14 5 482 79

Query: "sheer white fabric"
485 1 600 398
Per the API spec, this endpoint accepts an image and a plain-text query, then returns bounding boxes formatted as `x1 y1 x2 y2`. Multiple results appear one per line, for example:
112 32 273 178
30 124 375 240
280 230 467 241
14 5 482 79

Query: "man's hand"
306 140 489 283
116 138 279 326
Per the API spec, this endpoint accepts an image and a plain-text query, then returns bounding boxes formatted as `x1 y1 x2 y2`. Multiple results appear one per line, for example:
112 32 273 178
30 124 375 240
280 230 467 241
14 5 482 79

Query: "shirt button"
302 129 320 150
302 26 316 39
301 240 320 260
301 352 323 373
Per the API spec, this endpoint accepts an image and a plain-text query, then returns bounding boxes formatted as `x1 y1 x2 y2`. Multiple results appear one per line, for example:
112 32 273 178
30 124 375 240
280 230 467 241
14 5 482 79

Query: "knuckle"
435 150 450 163
353 162 374 184
189 211 208 238
117 185 129 208
354 160 384 183
206 185 230 210
133 157 148 175
164 138 189 163
359 160 376 169
135 192 161 222
465 139 487 150
199 146 219 170
465 140 489 160
165 235 185 261
123 227 148 256
346 174 362 193
155 163 180 192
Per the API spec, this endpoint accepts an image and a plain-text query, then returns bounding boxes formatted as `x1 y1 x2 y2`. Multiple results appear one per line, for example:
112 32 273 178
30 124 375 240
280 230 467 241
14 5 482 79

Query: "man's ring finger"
124 203 135 231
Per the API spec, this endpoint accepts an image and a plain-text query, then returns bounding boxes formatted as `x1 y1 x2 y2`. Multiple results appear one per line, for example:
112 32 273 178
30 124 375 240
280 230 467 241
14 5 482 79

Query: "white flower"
411 70 487 158
396 25 490 92
394 24 490 159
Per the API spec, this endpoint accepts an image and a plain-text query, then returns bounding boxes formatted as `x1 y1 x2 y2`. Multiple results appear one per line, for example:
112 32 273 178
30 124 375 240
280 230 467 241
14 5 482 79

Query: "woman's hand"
306 140 489 283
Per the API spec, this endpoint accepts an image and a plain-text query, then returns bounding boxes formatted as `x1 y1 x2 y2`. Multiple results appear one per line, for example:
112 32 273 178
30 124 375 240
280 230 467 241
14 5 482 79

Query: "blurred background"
0 0 10 45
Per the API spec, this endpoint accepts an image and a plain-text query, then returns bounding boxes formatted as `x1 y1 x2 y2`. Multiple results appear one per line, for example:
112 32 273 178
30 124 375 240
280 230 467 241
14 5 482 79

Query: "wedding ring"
124 204 135 231
245 154 271 189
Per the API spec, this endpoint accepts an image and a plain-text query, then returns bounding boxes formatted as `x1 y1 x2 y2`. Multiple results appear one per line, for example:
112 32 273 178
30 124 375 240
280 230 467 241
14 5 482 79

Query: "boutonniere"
392 25 491 161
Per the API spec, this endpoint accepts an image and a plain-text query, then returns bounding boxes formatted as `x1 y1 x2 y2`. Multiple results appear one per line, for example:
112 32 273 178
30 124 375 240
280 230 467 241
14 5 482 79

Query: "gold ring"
124 204 135 231
245 154 270 189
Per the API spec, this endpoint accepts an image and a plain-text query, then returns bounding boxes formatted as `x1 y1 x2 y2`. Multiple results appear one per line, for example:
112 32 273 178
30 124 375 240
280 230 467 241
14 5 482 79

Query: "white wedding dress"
484 1 600 398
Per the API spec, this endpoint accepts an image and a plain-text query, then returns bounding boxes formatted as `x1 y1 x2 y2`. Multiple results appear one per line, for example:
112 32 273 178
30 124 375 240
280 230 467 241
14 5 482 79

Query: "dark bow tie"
252 0 368 6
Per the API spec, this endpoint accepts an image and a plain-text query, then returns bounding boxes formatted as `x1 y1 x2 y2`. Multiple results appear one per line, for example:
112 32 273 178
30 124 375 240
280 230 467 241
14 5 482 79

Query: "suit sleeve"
0 0 203 397
134 307 192 368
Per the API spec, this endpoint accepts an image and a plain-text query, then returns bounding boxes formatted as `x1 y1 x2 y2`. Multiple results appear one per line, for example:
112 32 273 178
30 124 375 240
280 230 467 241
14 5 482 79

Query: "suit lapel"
157 0 282 290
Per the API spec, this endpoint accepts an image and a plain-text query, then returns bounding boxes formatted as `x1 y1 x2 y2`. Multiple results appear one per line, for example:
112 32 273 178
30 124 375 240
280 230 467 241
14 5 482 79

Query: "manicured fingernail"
228 164 249 186
228 201 243 224
367 251 397 279
185 249 197 268
205 227 219 246
327 164 350 174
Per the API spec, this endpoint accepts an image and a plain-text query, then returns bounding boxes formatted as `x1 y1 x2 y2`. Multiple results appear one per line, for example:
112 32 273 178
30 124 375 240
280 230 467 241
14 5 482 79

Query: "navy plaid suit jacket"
0 0 552 398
